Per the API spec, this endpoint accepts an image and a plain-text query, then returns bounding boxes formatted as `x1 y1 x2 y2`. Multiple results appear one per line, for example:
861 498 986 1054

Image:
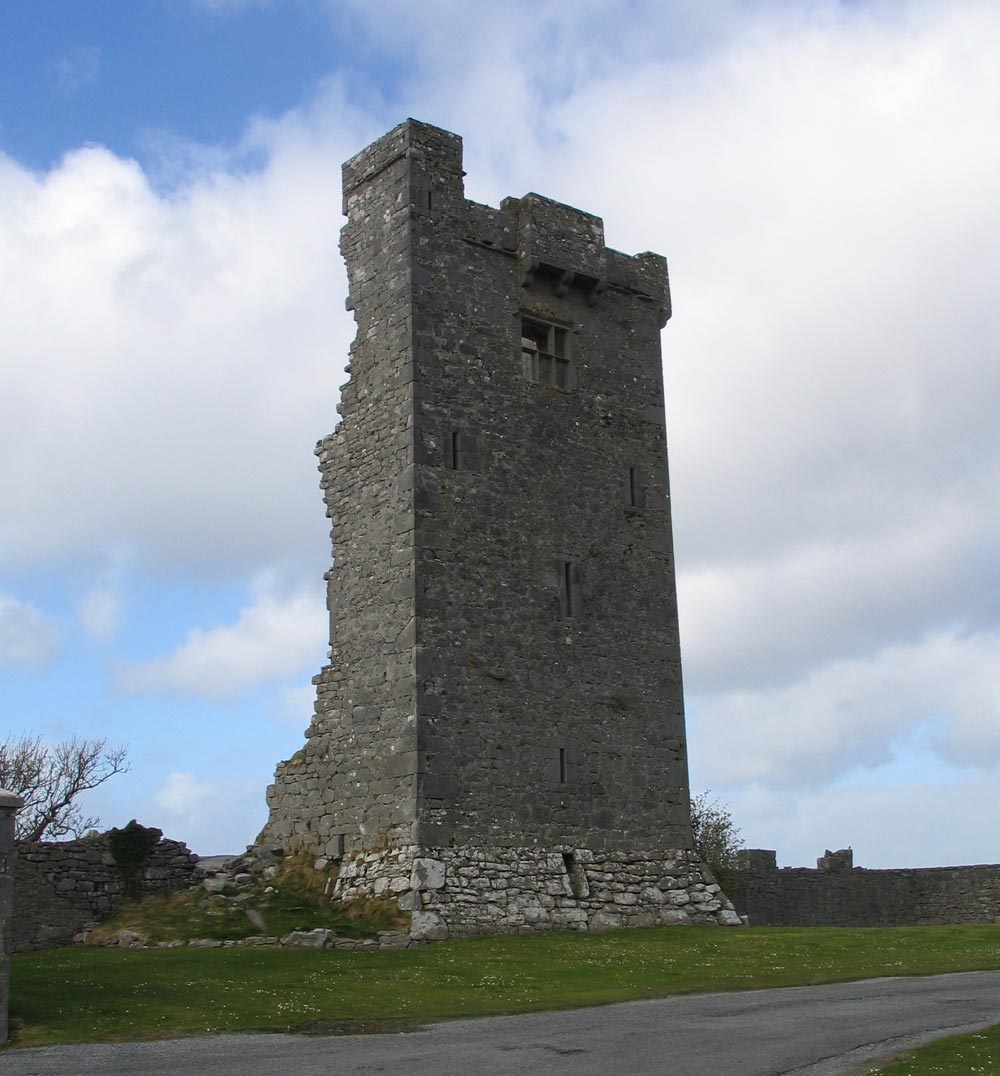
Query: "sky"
1 0 998 867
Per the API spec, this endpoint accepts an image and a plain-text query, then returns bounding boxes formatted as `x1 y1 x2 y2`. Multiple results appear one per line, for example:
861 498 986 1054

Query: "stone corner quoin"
255 118 741 940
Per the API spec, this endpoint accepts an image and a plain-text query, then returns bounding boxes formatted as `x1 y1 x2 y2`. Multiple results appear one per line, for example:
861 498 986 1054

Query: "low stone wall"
12 828 198 952
732 848 1000 927
333 844 742 940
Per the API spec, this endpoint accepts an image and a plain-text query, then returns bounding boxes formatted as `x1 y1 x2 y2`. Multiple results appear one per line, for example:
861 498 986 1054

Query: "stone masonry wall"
259 122 423 859
410 159 689 851
12 831 197 952
333 845 739 938
257 120 740 938
733 849 1000 926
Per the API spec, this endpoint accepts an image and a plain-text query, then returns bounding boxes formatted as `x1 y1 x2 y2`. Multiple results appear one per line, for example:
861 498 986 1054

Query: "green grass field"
8 924 1000 1049
869 1022 1000 1074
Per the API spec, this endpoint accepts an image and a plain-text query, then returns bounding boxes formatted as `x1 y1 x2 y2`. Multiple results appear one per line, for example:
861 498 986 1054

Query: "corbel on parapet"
517 254 541 288
554 269 575 297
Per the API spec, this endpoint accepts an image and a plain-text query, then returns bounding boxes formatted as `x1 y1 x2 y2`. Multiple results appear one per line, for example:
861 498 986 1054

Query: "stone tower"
258 120 739 937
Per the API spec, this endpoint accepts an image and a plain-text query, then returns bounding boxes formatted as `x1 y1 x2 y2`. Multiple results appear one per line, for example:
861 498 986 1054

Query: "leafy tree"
690 789 743 893
0 735 129 841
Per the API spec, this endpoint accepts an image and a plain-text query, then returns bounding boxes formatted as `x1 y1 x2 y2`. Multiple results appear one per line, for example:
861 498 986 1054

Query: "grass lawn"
870 1021 1000 1074
8 924 1000 1048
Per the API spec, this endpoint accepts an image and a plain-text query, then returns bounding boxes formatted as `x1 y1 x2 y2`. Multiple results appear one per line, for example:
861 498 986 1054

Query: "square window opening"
521 315 574 389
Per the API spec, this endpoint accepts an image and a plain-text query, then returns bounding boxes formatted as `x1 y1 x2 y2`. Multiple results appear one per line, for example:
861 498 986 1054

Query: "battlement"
342 118 464 216
342 120 669 324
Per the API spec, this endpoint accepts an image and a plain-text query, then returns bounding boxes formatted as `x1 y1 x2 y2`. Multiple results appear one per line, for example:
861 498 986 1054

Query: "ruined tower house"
258 120 740 938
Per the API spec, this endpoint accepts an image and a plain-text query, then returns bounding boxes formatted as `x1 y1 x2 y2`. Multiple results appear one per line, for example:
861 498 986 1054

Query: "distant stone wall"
12 828 197 952
732 848 1000 926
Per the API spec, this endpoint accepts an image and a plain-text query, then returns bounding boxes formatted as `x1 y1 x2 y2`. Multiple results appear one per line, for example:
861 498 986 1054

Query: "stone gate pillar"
0 788 24 1044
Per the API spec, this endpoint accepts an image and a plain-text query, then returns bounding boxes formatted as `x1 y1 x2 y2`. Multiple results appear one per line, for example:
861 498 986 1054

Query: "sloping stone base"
332 844 742 941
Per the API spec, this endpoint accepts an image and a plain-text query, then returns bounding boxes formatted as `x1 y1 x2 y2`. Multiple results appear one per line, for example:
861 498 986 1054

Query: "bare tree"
0 735 129 842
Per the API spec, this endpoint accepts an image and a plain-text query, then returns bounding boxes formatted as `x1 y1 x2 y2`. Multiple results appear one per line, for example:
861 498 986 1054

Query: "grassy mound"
84 853 408 945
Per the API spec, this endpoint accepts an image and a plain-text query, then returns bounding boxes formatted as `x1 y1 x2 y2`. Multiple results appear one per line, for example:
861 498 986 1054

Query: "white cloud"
0 85 368 574
77 553 131 643
271 682 317 731
678 507 995 691
154 771 265 855
689 629 1000 790
0 592 59 668
721 770 1000 870
116 572 326 699
78 586 122 643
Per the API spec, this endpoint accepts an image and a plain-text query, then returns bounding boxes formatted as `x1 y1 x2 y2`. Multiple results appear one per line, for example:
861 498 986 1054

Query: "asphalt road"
2 970 998 1076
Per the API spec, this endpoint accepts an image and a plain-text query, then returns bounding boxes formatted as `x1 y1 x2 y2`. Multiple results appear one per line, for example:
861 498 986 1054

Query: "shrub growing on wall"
690 790 743 895
109 820 161 900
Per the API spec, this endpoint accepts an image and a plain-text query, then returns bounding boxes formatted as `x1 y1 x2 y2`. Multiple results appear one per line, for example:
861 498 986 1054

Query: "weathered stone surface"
254 119 741 939
281 929 336 949
733 848 1000 927
412 858 445 891
376 930 411 950
588 910 624 932
12 831 197 953
410 910 448 942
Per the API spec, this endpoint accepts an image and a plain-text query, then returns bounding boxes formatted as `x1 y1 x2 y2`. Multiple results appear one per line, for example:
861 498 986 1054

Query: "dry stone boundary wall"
12 830 197 953
733 849 1000 926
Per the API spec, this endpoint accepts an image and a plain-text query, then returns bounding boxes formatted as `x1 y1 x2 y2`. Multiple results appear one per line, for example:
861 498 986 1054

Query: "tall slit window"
521 316 573 388
447 430 463 470
558 558 579 619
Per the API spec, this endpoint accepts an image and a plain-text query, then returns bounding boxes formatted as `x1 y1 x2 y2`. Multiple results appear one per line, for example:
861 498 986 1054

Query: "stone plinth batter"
258 120 739 938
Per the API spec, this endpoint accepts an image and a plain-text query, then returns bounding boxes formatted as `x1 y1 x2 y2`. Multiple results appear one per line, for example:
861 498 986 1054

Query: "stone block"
410 910 448 941
281 929 335 949
412 857 446 890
